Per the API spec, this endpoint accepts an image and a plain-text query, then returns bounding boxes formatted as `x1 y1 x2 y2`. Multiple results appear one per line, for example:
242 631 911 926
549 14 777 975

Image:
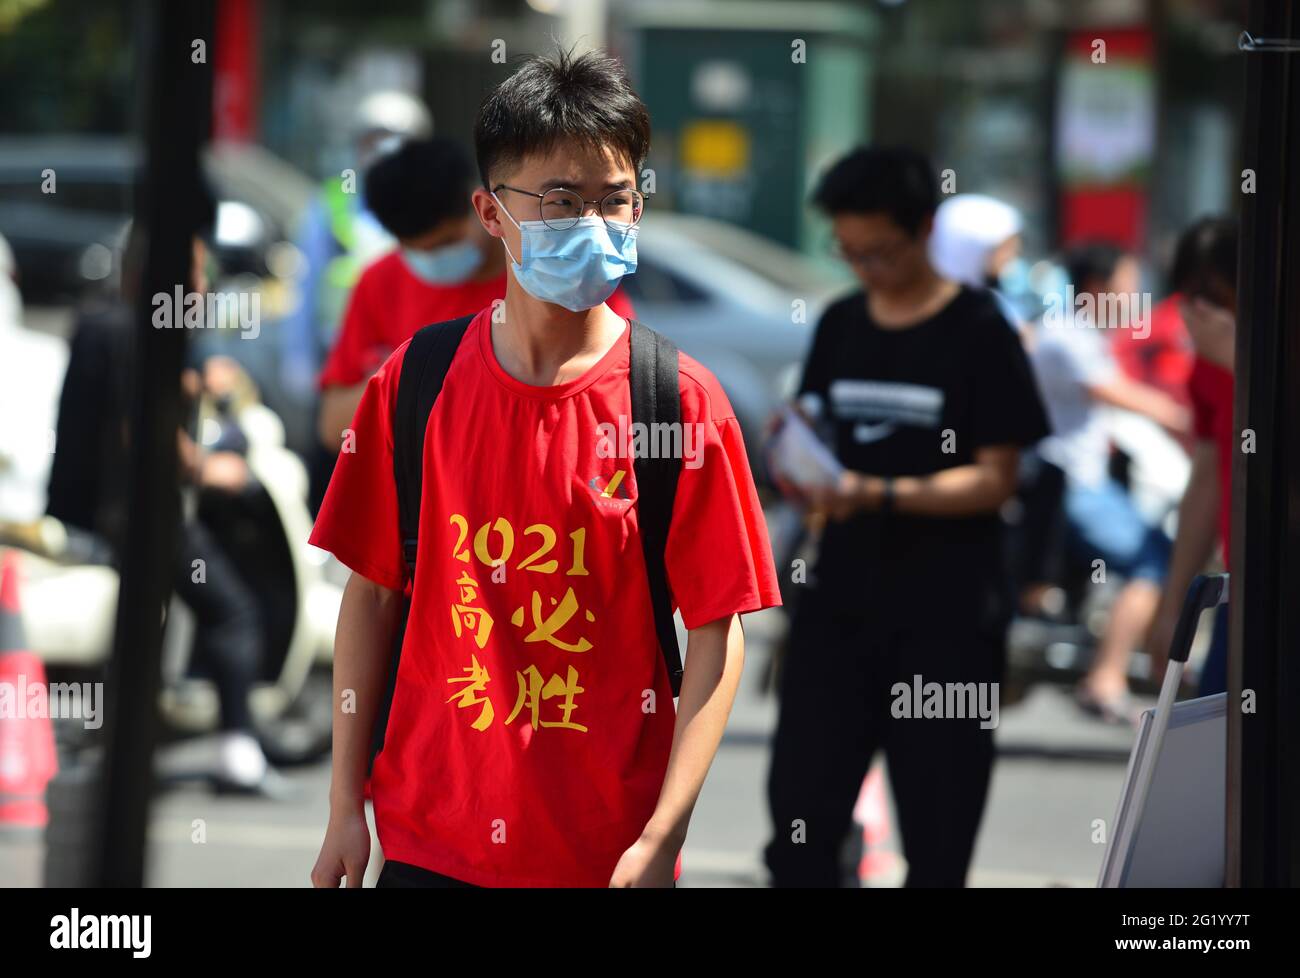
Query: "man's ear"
471 187 503 238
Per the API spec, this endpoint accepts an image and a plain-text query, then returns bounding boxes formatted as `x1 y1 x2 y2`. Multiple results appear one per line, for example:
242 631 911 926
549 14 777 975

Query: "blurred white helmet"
352 90 432 141
929 194 1022 287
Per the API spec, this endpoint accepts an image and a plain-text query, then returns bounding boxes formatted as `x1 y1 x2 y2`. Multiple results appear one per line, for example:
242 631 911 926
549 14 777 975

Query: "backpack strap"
628 319 685 697
393 315 474 582
371 314 473 775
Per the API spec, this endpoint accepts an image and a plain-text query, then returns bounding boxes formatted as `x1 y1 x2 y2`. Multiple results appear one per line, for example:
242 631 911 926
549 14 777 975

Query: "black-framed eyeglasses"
830 235 912 269
492 184 645 231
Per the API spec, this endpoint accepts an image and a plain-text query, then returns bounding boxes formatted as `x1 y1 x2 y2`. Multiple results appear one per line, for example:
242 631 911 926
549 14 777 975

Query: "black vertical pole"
1231 0 1300 888
89 0 213 887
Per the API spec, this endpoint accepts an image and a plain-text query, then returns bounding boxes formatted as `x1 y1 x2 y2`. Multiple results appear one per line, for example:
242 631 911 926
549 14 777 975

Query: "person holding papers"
764 146 1050 887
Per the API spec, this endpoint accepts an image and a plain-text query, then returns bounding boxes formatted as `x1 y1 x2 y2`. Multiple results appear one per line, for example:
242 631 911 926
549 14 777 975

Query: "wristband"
880 476 895 516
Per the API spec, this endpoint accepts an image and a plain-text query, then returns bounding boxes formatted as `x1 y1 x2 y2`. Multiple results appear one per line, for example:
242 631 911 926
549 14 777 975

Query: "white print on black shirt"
828 379 945 444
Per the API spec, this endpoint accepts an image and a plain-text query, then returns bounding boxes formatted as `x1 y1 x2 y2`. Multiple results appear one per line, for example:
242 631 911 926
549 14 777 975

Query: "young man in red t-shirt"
308 50 781 888
1148 217 1237 697
316 137 634 452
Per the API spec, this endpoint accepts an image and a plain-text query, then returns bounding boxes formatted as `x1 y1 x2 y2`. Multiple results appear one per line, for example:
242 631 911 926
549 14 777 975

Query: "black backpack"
368 314 684 771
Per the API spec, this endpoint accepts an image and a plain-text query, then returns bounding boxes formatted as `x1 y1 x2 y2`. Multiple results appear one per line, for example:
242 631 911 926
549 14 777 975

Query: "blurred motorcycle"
0 365 341 766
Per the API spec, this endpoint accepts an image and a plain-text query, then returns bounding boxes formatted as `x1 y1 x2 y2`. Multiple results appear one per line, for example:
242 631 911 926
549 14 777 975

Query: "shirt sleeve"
663 375 783 630
308 341 409 591
318 268 379 390
1063 328 1118 388
797 298 847 405
968 310 1052 450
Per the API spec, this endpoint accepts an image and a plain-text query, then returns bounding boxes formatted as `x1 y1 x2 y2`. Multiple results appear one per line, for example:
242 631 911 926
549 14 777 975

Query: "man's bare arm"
1148 440 1222 676
887 444 1021 516
813 444 1021 520
311 571 403 887
1089 377 1190 433
610 614 744 885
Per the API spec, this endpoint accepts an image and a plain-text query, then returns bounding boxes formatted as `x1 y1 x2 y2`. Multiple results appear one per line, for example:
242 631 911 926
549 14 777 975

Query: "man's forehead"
505 146 635 187
834 212 912 239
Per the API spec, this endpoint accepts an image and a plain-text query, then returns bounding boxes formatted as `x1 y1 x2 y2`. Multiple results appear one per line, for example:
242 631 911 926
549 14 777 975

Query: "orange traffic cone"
0 550 59 830
854 763 900 883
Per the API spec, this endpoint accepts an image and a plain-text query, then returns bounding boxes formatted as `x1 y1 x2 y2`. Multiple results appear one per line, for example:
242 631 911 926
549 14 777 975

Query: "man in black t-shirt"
764 147 1050 888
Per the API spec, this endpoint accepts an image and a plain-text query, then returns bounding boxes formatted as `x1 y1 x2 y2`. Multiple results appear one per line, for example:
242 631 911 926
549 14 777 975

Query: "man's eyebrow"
536 177 635 192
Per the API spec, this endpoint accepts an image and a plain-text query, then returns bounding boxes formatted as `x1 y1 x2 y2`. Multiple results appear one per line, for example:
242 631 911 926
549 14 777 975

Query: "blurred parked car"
0 137 312 301
0 138 134 303
0 136 317 448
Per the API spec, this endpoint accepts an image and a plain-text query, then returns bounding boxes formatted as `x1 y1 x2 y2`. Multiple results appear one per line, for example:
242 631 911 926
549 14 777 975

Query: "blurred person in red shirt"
316 137 635 453
1111 293 1194 414
1147 217 1238 696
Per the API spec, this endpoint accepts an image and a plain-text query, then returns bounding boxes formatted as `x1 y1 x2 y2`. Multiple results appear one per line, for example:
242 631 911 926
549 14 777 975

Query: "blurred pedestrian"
1030 242 1189 721
764 146 1049 887
1147 217 1238 696
928 192 1028 331
46 216 283 793
279 90 433 403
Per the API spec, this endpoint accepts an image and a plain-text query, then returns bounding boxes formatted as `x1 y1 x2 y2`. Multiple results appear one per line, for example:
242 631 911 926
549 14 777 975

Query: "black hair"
473 48 651 190
1063 240 1126 292
811 145 937 234
1169 216 1237 296
364 137 474 238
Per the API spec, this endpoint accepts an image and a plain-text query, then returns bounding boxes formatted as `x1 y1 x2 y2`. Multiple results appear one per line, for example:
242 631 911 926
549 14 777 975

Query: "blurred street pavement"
0 602 1144 888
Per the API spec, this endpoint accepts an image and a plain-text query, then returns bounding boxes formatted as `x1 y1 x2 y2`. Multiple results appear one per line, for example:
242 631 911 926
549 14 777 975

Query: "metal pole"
89 0 213 887
1232 0 1300 888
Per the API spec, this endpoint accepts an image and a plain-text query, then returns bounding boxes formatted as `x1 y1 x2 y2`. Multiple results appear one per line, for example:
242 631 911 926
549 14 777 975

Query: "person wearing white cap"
928 193 1028 332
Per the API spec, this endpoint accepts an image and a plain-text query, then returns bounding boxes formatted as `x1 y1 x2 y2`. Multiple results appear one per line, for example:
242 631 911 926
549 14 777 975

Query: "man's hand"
310 806 372 888
1182 296 1236 370
609 830 678 888
199 451 250 493
806 470 875 521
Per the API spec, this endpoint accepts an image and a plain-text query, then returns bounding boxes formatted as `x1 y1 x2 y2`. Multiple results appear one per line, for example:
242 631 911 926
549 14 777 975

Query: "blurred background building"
1 0 1244 283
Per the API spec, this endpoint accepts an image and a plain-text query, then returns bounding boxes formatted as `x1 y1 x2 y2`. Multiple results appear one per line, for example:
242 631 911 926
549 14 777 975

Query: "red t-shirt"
1111 293 1194 408
1188 354 1234 559
318 250 636 388
309 309 781 886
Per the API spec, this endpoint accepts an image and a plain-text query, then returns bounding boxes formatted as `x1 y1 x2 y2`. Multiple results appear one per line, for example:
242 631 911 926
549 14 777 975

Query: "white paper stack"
769 406 844 489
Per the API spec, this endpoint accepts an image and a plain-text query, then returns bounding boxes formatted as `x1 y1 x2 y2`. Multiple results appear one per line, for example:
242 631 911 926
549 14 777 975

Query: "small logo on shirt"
853 421 899 444
830 379 945 443
589 469 630 500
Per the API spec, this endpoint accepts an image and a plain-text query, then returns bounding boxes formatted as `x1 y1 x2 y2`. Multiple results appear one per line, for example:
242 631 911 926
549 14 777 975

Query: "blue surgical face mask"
492 191 638 312
994 257 1031 296
401 239 482 285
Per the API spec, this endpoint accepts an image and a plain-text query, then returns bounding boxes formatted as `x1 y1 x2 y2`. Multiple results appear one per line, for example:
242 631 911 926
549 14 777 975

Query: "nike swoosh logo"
854 421 898 444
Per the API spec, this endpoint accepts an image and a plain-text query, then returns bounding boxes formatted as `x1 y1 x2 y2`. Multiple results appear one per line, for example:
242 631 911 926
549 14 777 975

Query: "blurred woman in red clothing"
1147 217 1238 696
